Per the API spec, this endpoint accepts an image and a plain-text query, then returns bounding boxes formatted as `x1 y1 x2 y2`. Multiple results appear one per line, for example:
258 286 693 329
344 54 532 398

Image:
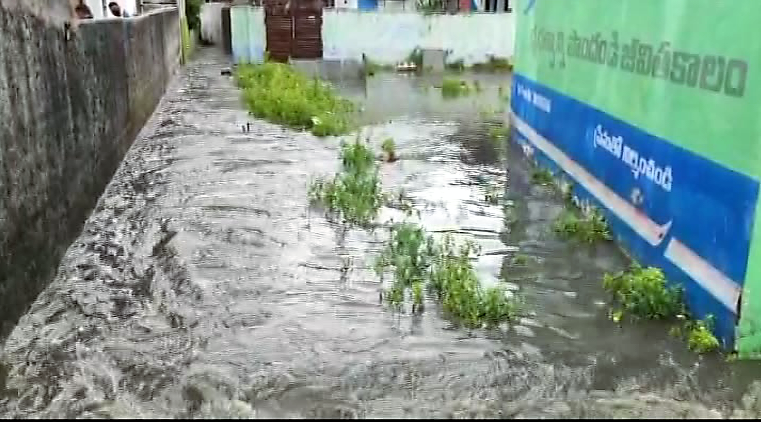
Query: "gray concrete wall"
0 5 181 336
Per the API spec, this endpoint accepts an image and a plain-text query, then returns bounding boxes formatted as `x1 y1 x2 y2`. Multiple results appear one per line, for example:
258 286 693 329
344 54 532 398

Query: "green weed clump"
375 222 435 286
309 139 383 227
669 316 721 354
687 319 720 354
429 236 519 327
381 138 398 162
375 225 520 326
603 265 684 320
235 63 353 136
441 78 471 98
553 209 611 244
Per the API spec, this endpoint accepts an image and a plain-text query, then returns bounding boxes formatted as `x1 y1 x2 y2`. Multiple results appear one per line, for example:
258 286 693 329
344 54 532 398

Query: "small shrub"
235 63 353 136
441 78 471 98
687 319 720 354
381 138 398 162
603 265 684 320
553 209 611 243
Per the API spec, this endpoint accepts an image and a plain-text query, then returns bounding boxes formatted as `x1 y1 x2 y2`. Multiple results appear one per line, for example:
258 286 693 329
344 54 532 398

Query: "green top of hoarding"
514 0 760 178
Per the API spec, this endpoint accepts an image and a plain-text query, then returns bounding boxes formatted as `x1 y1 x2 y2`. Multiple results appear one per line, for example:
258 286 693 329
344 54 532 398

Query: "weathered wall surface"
322 10 516 65
229 7 515 65
0 6 180 335
200 1 225 44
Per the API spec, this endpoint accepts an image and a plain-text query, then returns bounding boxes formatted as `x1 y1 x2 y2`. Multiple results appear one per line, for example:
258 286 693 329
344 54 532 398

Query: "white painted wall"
200 1 225 44
81 0 104 18
322 10 515 65
101 0 137 17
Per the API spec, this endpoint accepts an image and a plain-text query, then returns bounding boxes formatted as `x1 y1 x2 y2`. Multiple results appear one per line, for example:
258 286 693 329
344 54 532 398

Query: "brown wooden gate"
264 0 323 62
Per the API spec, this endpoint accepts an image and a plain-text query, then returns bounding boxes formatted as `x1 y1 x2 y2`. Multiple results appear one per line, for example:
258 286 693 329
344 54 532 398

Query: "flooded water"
2 48 761 418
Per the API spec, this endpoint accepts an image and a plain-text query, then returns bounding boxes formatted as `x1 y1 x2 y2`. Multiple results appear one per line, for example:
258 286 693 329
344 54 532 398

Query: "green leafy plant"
603 265 684 320
441 78 471 98
381 138 398 162
511 254 531 266
553 209 611 243
376 226 520 327
670 316 721 354
531 168 554 186
309 138 383 227
429 236 519 327
687 318 720 354
376 222 434 284
235 63 353 136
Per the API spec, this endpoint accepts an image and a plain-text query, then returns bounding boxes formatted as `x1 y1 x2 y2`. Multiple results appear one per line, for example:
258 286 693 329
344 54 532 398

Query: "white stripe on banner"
511 111 741 314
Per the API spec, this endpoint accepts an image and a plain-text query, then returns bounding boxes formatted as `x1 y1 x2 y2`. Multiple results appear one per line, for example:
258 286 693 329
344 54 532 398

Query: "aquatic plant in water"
553 209 611 243
381 137 398 162
670 316 720 354
687 318 720 353
376 225 520 327
603 265 684 320
441 78 471 98
428 235 519 327
309 138 384 227
235 62 353 136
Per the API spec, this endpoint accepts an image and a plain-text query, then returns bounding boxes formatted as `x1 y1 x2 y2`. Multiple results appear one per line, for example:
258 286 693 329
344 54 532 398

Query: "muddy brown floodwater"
3 48 761 418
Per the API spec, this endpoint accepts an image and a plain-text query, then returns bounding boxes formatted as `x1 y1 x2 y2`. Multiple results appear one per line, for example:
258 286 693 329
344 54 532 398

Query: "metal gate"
264 0 323 62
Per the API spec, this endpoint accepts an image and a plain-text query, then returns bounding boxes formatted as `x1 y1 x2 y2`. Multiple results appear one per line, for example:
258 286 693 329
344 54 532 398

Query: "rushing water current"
2 49 761 418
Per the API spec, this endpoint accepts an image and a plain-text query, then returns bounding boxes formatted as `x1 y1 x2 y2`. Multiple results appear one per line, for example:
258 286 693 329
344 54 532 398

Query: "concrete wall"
0 5 181 336
228 6 515 65
323 10 515 65
200 1 225 44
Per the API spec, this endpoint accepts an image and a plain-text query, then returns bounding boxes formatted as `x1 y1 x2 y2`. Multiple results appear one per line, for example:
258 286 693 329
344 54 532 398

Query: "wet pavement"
2 48 761 418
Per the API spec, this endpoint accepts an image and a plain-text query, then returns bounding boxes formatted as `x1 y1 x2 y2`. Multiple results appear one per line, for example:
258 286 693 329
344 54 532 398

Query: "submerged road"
0 49 758 418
